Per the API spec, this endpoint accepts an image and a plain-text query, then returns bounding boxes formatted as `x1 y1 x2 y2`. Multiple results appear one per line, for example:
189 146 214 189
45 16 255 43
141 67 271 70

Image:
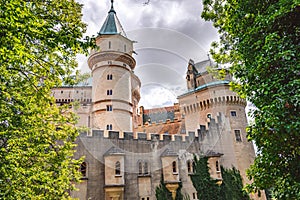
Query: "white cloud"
76 0 219 108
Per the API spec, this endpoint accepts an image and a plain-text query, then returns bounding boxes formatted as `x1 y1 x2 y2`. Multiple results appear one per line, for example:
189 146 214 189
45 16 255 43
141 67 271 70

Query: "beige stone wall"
161 157 180 183
208 157 222 181
71 181 87 200
95 34 133 55
104 155 125 186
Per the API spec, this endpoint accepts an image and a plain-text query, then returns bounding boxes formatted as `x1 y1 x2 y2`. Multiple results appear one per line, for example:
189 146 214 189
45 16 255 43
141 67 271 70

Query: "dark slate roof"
178 80 230 98
205 150 224 157
104 147 125 156
194 59 214 74
161 148 178 157
99 1 127 37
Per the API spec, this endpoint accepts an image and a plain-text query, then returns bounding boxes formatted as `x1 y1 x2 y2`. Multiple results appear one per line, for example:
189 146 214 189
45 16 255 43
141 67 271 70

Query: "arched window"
80 162 87 177
216 161 220 172
172 161 177 173
138 161 143 175
144 162 148 175
115 161 120 175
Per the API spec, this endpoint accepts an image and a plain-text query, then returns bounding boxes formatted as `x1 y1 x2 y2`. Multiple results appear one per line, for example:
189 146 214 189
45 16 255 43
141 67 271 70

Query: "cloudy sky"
77 0 219 108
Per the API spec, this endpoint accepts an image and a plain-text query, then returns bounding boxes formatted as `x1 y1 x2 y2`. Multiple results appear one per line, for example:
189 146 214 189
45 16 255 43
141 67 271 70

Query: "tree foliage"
155 180 173 200
202 0 300 199
220 167 249 200
0 0 93 199
155 179 184 200
190 156 220 200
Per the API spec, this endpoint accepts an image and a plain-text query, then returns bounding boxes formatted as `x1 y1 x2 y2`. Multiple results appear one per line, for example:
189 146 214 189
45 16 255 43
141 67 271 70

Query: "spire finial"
109 0 115 13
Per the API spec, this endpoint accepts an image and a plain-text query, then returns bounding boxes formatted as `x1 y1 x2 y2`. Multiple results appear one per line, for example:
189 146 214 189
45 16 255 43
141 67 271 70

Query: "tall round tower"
178 59 256 186
88 0 140 132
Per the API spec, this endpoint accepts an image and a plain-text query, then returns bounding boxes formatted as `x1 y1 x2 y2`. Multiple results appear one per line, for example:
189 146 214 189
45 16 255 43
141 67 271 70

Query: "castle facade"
51 1 261 199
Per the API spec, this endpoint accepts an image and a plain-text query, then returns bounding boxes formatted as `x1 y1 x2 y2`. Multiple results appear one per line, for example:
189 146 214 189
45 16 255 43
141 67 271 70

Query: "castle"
51 1 260 199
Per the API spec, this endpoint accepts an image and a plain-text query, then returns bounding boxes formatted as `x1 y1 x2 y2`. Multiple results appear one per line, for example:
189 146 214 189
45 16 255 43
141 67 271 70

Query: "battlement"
80 115 224 143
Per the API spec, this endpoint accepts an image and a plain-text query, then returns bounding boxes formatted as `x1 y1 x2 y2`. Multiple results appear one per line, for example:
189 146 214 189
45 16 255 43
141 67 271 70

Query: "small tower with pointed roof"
88 0 141 132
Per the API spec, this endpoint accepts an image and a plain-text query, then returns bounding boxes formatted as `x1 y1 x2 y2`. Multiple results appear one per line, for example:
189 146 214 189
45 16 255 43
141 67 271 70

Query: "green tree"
190 156 220 200
0 0 93 199
220 167 249 200
202 0 300 199
155 179 184 200
155 180 173 200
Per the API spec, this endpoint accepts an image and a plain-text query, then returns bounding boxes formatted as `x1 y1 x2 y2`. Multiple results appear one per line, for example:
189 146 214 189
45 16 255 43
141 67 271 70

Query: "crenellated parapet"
80 114 225 144
182 95 246 114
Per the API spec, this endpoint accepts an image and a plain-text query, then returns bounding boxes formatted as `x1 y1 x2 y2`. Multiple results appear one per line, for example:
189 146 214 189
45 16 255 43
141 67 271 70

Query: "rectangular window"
106 124 112 130
234 130 242 142
107 90 112 95
107 74 113 80
106 105 112 111
230 111 237 117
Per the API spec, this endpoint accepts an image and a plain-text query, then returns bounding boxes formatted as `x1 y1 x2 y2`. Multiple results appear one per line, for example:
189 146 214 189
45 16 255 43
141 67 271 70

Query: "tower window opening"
107 90 113 95
106 105 113 111
124 44 126 52
115 161 120 175
109 41 111 49
234 130 242 142
207 113 212 119
106 124 113 130
107 74 113 80
216 161 220 172
230 111 237 117
172 161 177 173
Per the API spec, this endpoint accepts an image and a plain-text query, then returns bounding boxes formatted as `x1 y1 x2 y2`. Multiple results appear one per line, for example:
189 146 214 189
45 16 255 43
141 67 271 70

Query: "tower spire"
109 0 115 13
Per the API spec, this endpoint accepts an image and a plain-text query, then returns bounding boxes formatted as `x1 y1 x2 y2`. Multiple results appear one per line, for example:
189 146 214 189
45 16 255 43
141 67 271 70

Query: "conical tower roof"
99 0 127 37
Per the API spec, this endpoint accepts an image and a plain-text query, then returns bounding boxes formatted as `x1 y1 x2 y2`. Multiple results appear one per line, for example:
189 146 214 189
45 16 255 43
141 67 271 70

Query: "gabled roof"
161 148 178 157
104 147 125 156
99 0 127 37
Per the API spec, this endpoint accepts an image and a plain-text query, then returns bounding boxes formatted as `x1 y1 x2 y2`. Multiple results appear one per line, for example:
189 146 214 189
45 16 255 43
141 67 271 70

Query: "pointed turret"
99 0 127 37
88 0 141 133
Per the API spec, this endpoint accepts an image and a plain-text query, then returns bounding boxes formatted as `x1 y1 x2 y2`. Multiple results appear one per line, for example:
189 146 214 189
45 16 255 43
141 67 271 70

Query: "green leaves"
0 0 92 199
202 0 300 199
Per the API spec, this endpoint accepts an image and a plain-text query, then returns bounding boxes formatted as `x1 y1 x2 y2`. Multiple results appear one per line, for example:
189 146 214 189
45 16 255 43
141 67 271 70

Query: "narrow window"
109 41 111 49
107 90 112 95
147 198 149 200
124 44 126 52
80 162 87 177
234 130 242 142
207 113 212 119
61 91 63 93
107 74 113 80
216 161 220 172
144 162 148 175
138 162 143 175
193 193 196 199
172 161 177 173
106 124 112 130
230 111 237 117
106 105 112 111
115 161 120 175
